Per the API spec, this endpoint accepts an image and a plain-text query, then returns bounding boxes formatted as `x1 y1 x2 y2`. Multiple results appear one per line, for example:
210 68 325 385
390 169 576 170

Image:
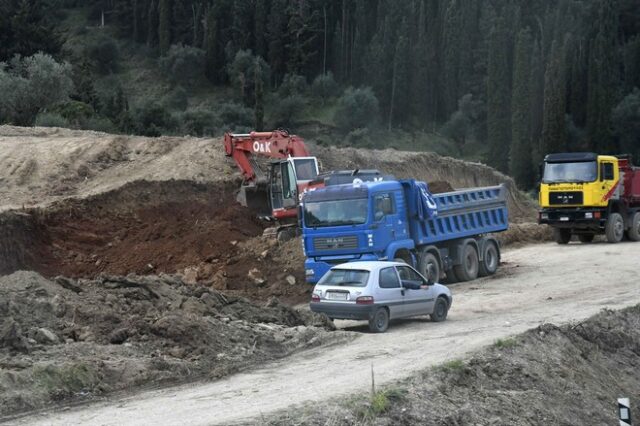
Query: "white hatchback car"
310 261 452 332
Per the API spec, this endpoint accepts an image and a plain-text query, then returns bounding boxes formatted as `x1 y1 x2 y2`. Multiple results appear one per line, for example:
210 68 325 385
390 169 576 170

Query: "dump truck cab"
539 152 619 210
538 152 640 243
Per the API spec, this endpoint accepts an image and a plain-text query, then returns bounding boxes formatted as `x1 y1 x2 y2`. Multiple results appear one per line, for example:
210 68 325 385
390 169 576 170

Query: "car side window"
379 267 400 288
396 266 426 285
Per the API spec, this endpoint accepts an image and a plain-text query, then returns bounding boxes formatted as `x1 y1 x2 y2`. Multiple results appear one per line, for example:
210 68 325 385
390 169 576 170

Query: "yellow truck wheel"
605 213 624 243
553 228 571 244
627 212 640 242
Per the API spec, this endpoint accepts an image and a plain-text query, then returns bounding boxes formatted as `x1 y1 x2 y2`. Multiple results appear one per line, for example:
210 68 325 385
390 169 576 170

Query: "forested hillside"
1 0 639 189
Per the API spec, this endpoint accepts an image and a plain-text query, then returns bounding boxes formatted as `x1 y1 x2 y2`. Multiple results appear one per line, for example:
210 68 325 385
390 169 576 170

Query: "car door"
396 265 434 316
377 266 405 319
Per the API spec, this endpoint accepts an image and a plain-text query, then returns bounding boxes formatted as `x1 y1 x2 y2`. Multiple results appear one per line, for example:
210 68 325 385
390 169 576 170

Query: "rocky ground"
266 305 640 426
0 271 349 418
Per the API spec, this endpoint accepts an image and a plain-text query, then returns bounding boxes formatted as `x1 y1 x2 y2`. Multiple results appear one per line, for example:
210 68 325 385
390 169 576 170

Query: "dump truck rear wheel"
605 213 624 243
418 251 440 284
553 228 571 244
478 241 499 277
626 212 640 242
578 233 595 243
453 244 479 282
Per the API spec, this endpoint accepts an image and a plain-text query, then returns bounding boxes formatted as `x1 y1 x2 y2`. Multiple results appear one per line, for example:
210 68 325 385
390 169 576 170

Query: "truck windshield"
543 161 597 183
318 269 370 287
303 199 368 227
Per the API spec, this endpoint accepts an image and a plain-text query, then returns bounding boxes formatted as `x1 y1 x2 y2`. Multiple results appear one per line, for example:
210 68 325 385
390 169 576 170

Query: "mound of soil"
267 306 640 425
0 179 311 300
312 144 537 221
0 126 536 222
0 271 346 418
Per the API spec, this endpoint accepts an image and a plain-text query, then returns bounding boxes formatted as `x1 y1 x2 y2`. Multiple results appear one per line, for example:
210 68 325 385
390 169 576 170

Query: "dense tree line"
1 0 639 188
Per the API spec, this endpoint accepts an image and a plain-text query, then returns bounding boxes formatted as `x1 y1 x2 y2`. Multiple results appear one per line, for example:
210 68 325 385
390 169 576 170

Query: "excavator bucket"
237 183 271 217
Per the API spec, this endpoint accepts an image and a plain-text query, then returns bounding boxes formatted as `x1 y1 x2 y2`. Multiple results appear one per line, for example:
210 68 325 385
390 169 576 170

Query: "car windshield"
318 269 370 287
543 161 597 183
303 198 368 227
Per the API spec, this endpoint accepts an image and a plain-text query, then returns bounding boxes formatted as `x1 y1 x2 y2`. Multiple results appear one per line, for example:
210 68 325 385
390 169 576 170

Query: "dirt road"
10 241 640 426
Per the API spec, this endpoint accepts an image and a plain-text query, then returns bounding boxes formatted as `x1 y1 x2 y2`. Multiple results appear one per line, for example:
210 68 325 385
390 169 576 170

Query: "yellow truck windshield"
543 161 597 183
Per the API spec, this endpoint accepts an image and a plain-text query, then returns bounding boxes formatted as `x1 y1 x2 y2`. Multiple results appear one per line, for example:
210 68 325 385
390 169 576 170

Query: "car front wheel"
368 307 389 333
430 297 449 322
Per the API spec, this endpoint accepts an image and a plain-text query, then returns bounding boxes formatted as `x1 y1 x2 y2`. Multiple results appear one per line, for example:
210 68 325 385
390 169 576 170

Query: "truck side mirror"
375 211 384 221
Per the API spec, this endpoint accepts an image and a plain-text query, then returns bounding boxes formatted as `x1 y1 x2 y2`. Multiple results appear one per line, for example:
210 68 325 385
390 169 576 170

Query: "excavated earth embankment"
0 126 548 418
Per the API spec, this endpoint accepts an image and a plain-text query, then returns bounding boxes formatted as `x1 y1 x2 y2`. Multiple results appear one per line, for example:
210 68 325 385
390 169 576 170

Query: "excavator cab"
225 129 319 220
270 157 319 218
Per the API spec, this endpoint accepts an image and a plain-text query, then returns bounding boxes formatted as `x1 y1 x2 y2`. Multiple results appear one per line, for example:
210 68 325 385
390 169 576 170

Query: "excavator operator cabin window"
293 159 318 180
601 163 614 181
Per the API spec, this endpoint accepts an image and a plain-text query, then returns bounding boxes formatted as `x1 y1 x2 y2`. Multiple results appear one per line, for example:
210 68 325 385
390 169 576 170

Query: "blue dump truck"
301 179 508 284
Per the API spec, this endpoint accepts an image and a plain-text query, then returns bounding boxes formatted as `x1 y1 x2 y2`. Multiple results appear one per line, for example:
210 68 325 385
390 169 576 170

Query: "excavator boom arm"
224 130 311 183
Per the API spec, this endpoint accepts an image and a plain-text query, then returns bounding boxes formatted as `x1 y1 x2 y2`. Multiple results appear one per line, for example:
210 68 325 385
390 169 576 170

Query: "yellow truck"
538 152 640 244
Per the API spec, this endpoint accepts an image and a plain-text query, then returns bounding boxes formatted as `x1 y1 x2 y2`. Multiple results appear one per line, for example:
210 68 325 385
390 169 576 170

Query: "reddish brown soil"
1 180 312 304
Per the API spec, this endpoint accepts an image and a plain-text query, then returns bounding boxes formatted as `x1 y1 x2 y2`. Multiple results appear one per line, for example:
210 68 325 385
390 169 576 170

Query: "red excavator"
223 129 320 221
224 129 387 239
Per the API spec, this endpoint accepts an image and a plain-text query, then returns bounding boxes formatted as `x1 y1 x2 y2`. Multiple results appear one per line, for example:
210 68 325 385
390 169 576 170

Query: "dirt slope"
12 241 640 426
312 144 536 220
0 126 536 219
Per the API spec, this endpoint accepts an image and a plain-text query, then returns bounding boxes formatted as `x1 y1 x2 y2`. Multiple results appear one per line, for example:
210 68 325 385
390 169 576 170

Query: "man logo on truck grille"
326 238 344 248
549 191 583 205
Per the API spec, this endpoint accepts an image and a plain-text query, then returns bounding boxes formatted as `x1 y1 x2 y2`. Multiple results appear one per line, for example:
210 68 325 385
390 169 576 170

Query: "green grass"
494 337 518 349
355 387 408 420
438 359 466 372
32 363 100 397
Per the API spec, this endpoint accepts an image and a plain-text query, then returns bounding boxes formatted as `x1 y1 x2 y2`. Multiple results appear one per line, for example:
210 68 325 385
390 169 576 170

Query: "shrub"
227 50 270 105
162 86 189 110
35 112 69 128
160 44 205 87
132 101 174 136
345 128 373 147
334 86 379 131
217 102 254 131
0 53 74 125
86 34 120 74
82 116 116 133
51 100 94 126
270 94 306 128
278 73 308 97
311 72 338 101
180 108 218 136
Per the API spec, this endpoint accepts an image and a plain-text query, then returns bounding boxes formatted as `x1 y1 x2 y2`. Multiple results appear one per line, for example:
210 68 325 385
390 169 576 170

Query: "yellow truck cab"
538 152 640 244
